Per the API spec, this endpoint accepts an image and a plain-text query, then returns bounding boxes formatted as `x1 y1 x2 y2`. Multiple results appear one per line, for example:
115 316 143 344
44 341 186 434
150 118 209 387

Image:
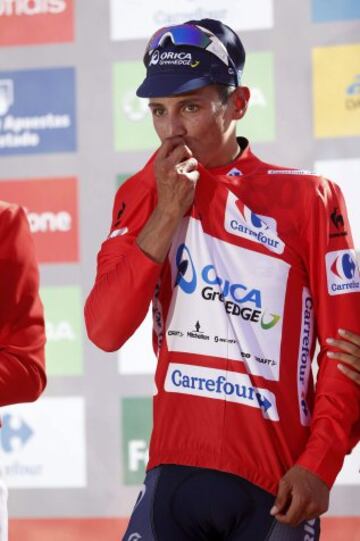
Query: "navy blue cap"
136 19 246 98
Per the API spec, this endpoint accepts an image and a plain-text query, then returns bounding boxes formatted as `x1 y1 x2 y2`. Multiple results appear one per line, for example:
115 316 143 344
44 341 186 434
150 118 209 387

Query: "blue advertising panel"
312 0 360 22
0 67 76 156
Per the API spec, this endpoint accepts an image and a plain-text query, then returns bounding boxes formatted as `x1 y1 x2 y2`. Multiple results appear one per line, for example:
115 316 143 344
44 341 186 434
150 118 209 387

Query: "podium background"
0 0 359 539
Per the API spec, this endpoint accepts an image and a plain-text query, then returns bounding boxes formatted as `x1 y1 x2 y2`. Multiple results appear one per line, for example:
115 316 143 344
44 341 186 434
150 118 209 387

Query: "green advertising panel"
238 51 276 142
113 61 159 152
116 173 133 190
40 286 83 376
122 397 152 485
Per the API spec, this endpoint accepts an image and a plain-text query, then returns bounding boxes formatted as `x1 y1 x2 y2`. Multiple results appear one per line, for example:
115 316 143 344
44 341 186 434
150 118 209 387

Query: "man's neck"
206 138 242 169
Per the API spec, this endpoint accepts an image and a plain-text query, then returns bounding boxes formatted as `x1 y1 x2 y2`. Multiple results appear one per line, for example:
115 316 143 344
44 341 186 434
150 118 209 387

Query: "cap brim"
136 74 215 98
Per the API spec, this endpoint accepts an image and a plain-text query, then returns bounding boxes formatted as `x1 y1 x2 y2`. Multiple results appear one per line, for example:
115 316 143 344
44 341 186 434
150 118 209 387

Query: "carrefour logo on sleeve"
175 243 281 330
165 363 279 422
326 249 360 295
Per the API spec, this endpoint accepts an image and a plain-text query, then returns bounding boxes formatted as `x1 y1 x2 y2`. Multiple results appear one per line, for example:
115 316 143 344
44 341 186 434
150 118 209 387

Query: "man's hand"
137 137 199 263
326 329 360 385
154 136 199 219
270 465 329 526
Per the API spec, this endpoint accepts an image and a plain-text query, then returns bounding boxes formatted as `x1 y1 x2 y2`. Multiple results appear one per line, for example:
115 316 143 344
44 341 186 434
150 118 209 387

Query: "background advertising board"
0 177 79 263
122 398 152 485
313 44 360 138
0 0 74 46
238 51 275 142
312 0 360 23
0 68 76 155
40 286 83 376
110 0 274 40
0 397 86 488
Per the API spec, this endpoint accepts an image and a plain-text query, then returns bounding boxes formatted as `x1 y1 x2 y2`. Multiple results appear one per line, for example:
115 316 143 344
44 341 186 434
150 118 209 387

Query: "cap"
136 19 246 98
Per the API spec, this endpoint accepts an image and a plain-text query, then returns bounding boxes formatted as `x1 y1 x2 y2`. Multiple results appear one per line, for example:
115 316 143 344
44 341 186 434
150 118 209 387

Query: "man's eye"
184 104 199 112
152 108 165 117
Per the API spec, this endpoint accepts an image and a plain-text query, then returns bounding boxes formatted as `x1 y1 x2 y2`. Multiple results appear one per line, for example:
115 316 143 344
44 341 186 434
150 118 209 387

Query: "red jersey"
0 202 46 406
85 140 360 495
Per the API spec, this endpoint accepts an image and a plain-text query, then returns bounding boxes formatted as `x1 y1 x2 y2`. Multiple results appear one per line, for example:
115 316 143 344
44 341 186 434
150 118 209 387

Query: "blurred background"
0 0 359 539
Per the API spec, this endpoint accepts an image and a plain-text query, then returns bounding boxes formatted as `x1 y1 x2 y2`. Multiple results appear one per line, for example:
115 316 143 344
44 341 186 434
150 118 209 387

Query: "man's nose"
166 113 186 138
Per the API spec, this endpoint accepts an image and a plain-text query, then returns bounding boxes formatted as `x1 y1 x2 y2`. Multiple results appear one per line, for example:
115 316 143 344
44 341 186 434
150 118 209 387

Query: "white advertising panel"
336 443 360 485
0 397 86 488
110 0 274 41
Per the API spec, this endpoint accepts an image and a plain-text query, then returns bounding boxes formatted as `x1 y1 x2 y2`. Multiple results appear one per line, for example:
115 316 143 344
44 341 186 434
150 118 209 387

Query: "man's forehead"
148 85 218 104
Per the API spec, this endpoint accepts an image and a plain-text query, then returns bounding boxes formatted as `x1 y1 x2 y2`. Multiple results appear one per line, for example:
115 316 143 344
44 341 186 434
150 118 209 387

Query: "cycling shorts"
122 465 320 541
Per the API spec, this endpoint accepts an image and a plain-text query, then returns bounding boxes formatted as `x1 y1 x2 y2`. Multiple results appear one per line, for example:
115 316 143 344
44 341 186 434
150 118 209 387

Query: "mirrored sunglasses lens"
148 25 209 51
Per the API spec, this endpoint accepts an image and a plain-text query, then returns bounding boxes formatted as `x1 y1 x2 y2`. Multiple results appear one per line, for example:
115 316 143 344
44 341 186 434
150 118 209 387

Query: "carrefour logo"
347 74 360 96
224 191 285 254
165 363 279 421
175 243 280 330
0 414 33 453
326 249 360 296
331 252 357 280
345 74 360 111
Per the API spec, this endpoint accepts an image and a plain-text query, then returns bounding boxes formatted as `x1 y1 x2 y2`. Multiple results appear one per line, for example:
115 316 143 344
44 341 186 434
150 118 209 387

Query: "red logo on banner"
10 518 129 541
0 177 78 263
0 0 74 46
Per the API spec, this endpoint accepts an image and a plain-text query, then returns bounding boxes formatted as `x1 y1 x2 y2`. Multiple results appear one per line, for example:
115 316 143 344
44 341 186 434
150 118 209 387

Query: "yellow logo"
191 60 200 68
313 44 360 138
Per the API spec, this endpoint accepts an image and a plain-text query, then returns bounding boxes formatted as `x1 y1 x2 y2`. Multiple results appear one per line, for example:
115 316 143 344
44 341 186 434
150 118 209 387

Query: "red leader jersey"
85 139 360 495
0 202 46 406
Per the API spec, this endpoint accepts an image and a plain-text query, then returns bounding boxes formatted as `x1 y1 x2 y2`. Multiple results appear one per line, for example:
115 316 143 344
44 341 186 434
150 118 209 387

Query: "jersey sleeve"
0 204 46 406
84 175 162 352
295 177 360 487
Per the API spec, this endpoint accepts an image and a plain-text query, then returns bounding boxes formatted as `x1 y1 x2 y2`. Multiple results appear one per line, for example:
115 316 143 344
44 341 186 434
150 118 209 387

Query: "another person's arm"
0 203 46 406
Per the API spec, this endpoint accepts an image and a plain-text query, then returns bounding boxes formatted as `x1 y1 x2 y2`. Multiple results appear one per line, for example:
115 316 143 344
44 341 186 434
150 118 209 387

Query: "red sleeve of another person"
0 202 46 406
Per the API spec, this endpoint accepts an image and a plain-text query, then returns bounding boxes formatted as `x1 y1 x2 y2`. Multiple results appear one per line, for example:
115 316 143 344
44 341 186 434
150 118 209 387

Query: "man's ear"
232 86 251 120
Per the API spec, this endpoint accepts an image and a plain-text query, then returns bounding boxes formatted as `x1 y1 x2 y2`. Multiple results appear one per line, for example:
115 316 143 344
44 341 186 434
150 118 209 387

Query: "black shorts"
122 465 320 541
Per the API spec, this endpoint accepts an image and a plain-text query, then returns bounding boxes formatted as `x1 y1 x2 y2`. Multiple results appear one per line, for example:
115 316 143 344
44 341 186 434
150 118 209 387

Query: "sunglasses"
146 24 239 86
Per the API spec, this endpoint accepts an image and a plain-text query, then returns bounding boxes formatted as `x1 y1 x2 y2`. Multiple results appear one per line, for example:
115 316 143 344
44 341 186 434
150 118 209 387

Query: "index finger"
275 492 306 526
157 137 187 159
326 338 360 356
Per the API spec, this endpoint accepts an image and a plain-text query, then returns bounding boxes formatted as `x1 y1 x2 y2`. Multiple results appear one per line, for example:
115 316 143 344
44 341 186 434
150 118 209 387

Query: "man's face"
148 85 239 168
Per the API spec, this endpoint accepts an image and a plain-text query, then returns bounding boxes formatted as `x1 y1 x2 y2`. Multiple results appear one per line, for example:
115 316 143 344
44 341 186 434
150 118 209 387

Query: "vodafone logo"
26 209 72 233
0 0 66 16
0 177 78 263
